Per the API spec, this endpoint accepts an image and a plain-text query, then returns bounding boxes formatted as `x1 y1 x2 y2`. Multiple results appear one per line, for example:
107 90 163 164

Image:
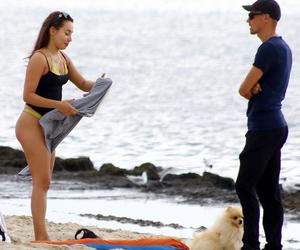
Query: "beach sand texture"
1 215 157 250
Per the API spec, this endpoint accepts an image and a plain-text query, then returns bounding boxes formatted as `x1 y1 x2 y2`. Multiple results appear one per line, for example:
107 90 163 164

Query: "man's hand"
239 66 263 99
251 83 262 95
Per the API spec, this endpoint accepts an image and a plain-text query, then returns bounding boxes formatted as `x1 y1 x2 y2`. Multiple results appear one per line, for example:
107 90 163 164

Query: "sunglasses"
52 11 71 25
248 12 264 20
58 11 70 19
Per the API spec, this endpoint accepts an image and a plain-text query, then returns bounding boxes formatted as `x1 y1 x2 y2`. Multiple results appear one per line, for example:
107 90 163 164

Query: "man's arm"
239 66 263 99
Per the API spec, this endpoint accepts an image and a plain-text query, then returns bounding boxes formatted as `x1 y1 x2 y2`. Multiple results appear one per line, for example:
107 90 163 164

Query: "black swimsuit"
26 51 69 116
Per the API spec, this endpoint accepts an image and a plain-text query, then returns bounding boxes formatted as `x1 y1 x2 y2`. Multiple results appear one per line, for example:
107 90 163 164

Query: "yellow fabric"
23 107 42 119
50 62 68 75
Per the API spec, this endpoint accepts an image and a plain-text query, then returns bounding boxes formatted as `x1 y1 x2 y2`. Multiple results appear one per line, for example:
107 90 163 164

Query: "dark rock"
162 171 235 190
0 146 26 168
282 190 300 218
129 162 160 180
57 157 94 172
0 146 95 174
163 172 201 182
53 157 65 171
202 171 235 190
98 163 128 176
54 157 95 172
0 146 27 174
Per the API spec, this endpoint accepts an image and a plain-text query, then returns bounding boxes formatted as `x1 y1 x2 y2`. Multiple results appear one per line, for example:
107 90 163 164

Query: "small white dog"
190 206 243 250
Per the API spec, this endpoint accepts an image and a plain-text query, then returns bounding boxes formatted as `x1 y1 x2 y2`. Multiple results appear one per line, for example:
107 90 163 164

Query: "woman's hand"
57 99 79 116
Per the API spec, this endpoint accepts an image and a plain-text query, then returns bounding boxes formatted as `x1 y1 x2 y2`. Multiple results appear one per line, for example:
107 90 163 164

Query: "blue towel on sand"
84 244 185 250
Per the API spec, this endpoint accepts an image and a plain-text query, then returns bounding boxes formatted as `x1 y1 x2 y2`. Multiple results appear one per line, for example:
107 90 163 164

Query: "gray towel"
17 77 112 180
0 211 11 243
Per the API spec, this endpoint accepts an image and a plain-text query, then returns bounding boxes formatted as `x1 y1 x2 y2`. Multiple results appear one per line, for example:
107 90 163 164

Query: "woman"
15 11 95 241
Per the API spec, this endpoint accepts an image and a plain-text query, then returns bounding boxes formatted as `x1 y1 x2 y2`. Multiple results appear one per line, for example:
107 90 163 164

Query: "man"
235 0 292 249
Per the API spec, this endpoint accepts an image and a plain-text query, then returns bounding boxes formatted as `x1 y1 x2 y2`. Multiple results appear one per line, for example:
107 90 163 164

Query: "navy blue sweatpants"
235 126 288 250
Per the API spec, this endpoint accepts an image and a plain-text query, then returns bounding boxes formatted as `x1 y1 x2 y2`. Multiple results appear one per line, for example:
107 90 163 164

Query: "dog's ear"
225 206 233 212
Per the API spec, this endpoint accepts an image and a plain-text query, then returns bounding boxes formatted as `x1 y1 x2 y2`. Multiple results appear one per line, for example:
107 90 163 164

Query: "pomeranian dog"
190 206 243 250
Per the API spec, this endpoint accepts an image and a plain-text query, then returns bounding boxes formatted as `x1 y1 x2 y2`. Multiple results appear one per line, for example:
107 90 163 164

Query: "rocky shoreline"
1 145 300 219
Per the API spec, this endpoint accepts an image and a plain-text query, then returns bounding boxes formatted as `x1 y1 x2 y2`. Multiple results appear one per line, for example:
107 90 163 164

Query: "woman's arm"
63 53 95 92
239 66 263 99
23 53 79 116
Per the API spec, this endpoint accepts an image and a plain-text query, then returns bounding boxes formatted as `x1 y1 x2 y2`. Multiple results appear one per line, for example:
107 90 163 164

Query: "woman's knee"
32 177 51 192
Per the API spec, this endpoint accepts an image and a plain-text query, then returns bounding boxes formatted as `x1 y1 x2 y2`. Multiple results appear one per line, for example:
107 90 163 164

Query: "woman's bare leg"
50 151 56 178
16 112 52 241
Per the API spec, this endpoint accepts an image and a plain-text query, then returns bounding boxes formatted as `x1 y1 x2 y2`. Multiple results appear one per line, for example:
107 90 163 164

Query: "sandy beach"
1 215 161 250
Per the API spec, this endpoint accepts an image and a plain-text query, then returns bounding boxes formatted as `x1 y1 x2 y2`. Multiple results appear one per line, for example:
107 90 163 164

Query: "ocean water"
0 0 300 248
1 0 300 188
1 0 300 189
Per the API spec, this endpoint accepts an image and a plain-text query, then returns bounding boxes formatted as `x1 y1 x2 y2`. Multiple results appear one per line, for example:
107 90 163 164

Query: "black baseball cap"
242 0 281 21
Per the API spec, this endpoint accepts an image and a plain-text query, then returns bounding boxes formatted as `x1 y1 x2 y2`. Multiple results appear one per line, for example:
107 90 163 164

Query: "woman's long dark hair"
28 11 73 58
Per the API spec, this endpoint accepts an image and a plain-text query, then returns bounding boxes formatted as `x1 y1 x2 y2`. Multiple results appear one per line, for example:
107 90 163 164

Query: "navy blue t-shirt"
247 36 292 131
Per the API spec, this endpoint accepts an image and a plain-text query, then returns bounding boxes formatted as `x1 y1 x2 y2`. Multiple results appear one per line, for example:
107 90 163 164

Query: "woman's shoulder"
30 50 48 63
27 50 49 72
